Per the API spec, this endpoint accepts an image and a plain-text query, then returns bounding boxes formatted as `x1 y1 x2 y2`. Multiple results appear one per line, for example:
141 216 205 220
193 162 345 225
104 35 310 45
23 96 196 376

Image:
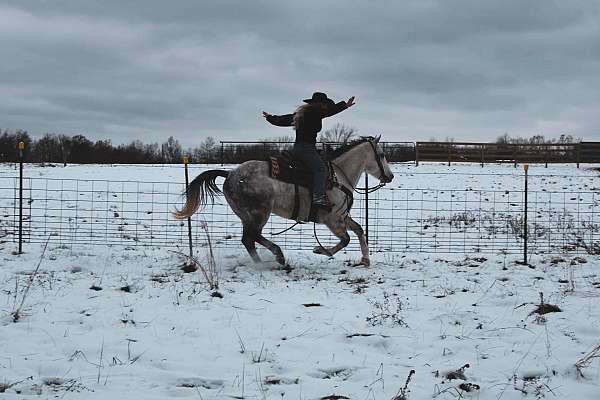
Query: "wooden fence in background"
415 141 600 167
219 141 598 167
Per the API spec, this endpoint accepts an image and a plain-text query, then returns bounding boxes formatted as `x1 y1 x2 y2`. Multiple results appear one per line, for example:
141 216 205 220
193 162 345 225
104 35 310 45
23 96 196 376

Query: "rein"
270 220 302 235
330 139 388 195
332 162 385 194
313 222 333 257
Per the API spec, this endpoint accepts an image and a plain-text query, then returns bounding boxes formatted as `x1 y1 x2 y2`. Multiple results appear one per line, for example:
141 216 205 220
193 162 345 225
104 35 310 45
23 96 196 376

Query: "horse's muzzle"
380 173 394 184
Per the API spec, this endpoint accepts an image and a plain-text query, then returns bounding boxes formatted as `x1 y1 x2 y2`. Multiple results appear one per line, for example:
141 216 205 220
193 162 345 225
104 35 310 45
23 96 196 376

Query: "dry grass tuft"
575 344 600 378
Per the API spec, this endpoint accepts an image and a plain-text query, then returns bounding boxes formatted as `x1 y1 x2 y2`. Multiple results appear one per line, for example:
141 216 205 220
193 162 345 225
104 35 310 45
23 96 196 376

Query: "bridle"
331 138 391 195
367 139 392 185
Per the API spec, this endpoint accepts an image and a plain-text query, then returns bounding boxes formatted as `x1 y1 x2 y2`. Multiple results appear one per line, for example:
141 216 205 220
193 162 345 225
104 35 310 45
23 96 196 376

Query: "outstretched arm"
262 111 294 127
322 96 356 118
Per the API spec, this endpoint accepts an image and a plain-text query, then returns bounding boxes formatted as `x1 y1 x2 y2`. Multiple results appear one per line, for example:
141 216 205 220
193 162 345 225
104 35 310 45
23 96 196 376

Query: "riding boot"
312 194 332 212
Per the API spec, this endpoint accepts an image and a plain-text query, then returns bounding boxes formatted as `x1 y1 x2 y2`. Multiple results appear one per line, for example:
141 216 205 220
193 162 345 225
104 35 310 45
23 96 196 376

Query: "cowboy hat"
303 92 335 106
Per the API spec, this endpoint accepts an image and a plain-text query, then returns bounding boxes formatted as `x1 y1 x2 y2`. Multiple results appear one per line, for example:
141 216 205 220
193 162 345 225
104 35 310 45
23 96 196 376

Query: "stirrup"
312 195 332 212
312 201 332 212
307 195 331 222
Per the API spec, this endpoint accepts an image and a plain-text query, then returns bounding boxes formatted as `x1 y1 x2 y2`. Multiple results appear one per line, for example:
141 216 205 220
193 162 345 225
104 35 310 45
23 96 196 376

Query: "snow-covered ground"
0 162 599 399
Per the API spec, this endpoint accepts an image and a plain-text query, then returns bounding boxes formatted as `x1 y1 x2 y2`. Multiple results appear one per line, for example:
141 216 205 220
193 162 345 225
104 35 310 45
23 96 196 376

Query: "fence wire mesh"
2 172 599 256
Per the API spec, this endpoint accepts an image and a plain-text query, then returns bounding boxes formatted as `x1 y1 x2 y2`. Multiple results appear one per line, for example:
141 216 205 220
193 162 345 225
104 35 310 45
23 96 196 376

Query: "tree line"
494 133 578 145
0 130 221 164
0 126 584 165
0 123 360 164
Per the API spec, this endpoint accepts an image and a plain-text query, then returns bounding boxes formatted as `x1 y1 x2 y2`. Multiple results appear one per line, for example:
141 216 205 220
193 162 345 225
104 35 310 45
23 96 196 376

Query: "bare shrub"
179 221 220 295
448 212 476 227
391 369 415 400
12 237 50 322
366 292 409 328
529 292 562 322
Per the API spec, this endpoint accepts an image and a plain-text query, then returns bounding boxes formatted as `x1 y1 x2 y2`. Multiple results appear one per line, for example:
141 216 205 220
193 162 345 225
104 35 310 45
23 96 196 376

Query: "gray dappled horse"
174 136 394 267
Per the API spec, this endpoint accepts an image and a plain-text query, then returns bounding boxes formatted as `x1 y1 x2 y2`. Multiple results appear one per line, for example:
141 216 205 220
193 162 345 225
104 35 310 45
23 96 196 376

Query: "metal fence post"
183 155 194 259
523 164 529 265
415 143 419 166
480 144 484 167
18 141 24 254
220 142 224 166
364 173 369 244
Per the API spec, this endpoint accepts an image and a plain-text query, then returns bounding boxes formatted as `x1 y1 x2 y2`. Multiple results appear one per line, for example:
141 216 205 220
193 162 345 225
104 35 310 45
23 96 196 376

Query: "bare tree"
58 134 71 166
192 136 218 163
496 133 511 144
161 136 182 163
260 134 294 143
319 123 357 143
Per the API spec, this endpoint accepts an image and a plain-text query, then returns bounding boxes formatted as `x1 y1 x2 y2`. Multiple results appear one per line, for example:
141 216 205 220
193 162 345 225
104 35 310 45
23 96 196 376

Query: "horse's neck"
333 143 368 188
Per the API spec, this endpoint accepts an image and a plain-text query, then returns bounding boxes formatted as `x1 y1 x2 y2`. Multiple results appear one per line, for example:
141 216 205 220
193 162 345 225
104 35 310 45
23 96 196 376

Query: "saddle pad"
269 155 313 189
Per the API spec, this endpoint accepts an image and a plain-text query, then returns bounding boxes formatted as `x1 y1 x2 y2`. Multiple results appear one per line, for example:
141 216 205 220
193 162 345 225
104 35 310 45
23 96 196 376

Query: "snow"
0 162 599 399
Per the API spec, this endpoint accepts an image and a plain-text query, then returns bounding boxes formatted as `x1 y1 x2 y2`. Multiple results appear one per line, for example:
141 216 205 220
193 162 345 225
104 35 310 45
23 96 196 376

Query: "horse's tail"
173 169 229 220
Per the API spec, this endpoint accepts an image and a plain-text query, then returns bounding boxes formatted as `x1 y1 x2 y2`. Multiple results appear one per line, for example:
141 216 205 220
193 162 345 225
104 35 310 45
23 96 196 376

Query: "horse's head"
364 135 394 184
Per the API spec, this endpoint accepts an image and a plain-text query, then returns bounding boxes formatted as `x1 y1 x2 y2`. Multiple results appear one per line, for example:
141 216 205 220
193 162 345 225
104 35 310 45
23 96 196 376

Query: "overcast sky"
1 1 599 145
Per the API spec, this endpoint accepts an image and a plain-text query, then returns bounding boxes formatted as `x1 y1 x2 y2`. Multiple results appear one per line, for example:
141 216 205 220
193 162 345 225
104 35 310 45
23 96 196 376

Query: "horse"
174 136 394 267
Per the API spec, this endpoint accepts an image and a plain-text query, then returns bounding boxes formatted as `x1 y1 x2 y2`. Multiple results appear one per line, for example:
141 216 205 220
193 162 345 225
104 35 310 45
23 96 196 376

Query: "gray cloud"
1 0 599 145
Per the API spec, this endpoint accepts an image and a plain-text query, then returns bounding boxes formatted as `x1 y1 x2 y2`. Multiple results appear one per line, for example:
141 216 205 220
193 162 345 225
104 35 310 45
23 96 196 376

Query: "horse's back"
223 160 273 212
225 160 270 189
223 160 299 221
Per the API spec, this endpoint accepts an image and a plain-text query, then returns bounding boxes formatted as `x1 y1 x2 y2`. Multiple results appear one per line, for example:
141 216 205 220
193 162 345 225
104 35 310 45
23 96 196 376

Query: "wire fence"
1 171 599 257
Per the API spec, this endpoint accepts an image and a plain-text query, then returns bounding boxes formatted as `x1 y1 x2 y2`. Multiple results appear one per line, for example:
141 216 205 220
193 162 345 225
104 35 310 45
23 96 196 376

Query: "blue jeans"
292 142 326 198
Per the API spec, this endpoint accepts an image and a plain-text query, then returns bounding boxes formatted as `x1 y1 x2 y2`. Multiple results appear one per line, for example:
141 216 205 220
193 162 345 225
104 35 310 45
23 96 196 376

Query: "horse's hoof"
352 257 370 267
313 246 332 256
281 264 293 273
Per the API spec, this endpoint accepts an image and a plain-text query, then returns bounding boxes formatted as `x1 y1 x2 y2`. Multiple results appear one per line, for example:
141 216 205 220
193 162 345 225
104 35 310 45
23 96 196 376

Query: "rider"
262 92 355 210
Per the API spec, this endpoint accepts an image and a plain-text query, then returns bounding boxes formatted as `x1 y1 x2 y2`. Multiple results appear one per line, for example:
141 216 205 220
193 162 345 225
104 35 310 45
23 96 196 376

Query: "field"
0 163 599 399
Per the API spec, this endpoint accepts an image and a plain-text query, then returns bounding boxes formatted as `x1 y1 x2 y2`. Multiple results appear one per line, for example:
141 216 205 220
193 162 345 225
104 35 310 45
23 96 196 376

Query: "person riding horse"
262 92 356 210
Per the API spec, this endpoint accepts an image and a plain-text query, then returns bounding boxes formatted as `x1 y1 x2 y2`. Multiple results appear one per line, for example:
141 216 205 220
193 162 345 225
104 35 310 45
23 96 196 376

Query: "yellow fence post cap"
182 155 189 164
523 164 529 173
18 141 25 150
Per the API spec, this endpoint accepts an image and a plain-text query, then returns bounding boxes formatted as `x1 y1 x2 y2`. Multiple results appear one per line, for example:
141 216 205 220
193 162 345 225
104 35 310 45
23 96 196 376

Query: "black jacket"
266 101 347 144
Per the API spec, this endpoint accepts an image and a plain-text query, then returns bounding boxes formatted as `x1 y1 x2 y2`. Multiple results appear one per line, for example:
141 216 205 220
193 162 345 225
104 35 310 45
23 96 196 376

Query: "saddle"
269 152 352 222
268 151 335 190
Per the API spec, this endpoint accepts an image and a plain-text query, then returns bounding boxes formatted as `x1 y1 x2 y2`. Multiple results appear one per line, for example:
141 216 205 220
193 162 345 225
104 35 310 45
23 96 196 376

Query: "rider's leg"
293 143 327 206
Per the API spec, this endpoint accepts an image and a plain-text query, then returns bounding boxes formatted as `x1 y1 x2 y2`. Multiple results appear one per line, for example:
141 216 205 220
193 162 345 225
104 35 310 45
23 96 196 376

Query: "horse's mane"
325 136 375 160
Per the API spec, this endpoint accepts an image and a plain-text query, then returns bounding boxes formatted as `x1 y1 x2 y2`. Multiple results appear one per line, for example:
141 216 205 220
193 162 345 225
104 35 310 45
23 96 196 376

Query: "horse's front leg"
313 217 350 257
347 217 369 266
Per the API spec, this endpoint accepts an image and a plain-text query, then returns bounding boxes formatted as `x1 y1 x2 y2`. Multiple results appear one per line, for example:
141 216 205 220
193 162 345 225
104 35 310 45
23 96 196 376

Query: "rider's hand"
262 111 271 118
346 96 356 108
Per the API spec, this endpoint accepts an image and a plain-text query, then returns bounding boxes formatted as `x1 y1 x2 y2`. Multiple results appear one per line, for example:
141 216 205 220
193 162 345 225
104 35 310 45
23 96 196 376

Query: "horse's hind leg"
222 161 286 267
242 225 262 263
241 219 286 266
256 235 286 266
347 216 370 266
